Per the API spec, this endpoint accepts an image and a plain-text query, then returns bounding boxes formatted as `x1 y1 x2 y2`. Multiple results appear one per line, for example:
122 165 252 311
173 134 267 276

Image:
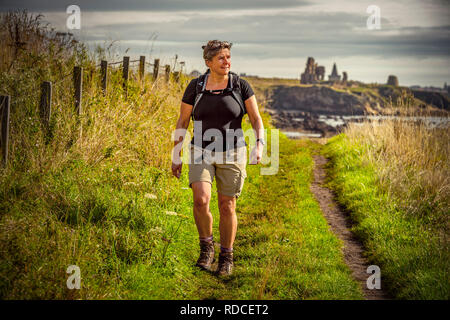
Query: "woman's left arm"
245 95 264 164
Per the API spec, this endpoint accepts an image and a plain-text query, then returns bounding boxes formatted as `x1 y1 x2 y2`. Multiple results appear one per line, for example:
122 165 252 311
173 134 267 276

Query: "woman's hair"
202 40 232 61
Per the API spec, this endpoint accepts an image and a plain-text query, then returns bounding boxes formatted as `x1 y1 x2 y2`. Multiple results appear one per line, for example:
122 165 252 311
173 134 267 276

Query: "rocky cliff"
411 90 449 111
256 82 449 137
269 85 370 115
266 84 449 116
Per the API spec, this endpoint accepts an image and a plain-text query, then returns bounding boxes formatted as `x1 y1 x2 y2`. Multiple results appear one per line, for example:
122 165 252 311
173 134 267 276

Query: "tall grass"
1 10 89 173
344 117 449 230
0 11 192 299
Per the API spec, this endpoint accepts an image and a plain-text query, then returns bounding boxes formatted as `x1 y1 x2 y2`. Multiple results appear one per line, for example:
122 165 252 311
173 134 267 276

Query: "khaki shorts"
188 144 247 198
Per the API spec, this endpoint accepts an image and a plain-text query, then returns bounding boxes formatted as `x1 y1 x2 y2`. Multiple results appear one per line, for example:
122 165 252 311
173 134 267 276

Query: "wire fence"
0 55 186 168
96 58 155 67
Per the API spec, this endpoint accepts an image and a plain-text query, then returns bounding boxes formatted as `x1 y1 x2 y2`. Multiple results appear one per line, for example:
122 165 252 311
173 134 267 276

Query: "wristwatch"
256 138 265 145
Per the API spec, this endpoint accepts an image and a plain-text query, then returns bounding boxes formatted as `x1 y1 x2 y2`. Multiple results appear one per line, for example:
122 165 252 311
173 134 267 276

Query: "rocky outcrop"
256 77 449 138
269 85 374 115
266 84 450 117
266 110 342 137
411 90 449 111
262 83 449 138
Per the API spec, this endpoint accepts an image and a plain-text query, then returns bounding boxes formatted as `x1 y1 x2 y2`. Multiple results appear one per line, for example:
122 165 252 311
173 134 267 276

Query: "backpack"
191 69 247 120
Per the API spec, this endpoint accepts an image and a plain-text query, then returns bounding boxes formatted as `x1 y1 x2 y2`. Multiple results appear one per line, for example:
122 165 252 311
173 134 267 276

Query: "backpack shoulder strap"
192 70 209 120
229 72 247 115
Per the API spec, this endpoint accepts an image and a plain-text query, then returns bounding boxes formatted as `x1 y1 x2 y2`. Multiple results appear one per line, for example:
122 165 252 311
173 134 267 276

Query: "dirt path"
310 154 389 300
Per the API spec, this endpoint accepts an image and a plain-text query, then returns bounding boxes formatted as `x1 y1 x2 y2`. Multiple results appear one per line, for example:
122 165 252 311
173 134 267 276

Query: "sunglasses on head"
203 41 232 49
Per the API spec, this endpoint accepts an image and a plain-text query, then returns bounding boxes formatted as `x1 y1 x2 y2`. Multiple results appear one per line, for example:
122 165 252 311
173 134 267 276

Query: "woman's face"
206 48 231 76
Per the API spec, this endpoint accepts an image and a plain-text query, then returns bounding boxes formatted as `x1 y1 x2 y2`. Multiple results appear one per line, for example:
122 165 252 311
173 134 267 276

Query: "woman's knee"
192 183 211 208
218 196 236 217
194 194 210 208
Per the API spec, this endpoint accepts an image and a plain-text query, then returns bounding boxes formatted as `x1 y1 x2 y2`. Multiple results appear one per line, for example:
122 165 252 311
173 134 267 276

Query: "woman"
172 40 264 276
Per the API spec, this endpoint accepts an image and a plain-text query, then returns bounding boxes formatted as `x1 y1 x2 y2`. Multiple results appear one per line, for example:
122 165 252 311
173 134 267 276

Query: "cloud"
0 0 311 12
1 0 448 85
70 10 450 60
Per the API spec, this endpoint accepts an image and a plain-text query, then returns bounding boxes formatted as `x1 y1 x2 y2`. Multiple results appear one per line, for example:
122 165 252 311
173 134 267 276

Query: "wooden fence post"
1 95 10 168
100 60 108 94
165 65 170 82
73 66 82 115
174 71 180 82
153 59 160 80
139 56 145 80
180 61 185 73
122 56 129 96
39 81 52 129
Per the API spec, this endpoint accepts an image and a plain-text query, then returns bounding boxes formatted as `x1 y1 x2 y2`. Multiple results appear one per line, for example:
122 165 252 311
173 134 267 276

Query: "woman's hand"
249 143 263 165
172 101 193 179
172 162 182 179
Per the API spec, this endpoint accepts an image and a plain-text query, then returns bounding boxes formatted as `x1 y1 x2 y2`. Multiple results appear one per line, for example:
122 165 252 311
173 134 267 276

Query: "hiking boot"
216 252 234 276
195 241 215 270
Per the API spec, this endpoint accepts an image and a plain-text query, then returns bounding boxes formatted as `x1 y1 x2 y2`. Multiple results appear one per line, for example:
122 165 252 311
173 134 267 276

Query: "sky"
1 0 449 87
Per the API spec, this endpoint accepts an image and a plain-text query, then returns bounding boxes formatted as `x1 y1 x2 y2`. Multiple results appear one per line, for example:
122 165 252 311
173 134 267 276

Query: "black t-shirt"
182 76 255 151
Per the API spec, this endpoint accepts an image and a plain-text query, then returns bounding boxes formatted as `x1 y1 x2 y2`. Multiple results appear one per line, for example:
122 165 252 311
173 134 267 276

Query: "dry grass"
72 70 187 169
0 10 190 176
344 115 449 229
0 11 196 299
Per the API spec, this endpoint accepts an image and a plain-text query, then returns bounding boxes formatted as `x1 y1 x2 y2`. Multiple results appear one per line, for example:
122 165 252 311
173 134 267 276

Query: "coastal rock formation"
270 85 369 115
266 84 449 117
267 111 345 137
263 83 449 137
387 75 399 86
411 90 449 110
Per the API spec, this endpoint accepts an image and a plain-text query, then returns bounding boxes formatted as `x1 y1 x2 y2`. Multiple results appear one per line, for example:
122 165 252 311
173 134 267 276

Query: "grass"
323 132 449 299
344 118 449 226
0 112 365 299
123 133 364 300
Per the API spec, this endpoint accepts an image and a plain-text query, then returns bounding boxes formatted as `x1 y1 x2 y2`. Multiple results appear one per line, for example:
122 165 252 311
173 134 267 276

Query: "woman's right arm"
171 102 193 178
174 101 193 150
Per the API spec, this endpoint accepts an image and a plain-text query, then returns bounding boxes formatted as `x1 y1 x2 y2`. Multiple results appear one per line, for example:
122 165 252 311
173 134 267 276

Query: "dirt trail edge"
310 154 389 300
